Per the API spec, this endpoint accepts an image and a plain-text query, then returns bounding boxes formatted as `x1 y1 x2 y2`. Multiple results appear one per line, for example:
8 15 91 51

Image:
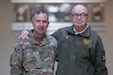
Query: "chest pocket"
22 46 40 69
22 45 55 70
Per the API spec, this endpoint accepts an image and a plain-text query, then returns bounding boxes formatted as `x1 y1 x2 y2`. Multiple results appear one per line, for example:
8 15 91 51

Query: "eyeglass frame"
70 13 88 18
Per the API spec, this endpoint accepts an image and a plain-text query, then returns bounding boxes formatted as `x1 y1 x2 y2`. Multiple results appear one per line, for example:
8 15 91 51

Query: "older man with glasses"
52 4 108 75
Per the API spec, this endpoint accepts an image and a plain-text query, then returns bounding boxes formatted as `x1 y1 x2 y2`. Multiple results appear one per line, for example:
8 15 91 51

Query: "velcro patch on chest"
83 38 90 44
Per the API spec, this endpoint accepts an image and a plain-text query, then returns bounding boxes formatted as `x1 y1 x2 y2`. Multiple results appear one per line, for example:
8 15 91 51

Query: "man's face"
70 6 88 28
32 13 49 35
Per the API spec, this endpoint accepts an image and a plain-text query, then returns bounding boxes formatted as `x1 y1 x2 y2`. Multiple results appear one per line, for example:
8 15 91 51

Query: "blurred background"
0 0 113 75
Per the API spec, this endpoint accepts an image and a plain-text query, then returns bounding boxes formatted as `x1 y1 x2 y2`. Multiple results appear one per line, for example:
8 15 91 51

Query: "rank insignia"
83 38 90 44
64 35 70 39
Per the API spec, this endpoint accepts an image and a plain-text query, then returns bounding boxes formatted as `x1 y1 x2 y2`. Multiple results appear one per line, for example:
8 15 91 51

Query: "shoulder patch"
101 51 106 61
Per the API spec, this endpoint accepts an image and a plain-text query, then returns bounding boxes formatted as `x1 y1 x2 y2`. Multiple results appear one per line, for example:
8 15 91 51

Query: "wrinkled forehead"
71 5 88 14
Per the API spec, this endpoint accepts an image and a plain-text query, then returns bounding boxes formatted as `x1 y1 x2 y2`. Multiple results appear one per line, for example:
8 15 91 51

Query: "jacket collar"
67 24 91 38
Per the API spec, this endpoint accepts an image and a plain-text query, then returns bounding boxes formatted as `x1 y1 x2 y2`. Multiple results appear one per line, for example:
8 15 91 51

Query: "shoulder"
91 30 101 38
14 38 31 49
56 26 70 32
52 26 72 37
89 30 103 44
86 25 99 38
47 35 58 48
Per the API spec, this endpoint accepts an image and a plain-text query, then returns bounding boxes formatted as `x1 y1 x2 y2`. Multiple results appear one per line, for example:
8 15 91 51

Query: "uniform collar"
28 31 50 45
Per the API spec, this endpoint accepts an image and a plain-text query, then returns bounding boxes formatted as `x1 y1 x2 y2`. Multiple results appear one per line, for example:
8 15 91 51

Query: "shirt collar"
73 24 89 34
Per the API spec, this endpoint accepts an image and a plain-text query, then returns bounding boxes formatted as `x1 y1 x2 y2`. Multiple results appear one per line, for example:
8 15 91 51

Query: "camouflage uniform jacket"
10 31 58 75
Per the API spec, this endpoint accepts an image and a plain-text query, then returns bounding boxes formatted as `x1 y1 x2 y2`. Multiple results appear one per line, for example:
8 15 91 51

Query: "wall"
0 0 20 74
104 0 113 75
0 0 113 75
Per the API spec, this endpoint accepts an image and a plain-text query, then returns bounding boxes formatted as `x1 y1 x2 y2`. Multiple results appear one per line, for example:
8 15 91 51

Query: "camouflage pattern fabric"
10 31 58 75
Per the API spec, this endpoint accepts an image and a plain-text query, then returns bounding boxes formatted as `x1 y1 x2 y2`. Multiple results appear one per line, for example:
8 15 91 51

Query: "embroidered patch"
83 38 90 44
102 55 106 61
102 51 106 61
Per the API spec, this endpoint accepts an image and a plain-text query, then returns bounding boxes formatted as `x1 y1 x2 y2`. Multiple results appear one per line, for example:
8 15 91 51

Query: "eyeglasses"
71 13 88 18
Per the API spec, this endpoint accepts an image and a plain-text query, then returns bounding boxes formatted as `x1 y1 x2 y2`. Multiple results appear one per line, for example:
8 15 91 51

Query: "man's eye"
81 13 88 16
81 14 86 16
43 21 48 23
36 20 40 22
71 13 88 18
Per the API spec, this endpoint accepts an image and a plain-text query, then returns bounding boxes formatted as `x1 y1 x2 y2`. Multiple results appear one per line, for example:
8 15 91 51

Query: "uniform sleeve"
9 41 23 75
94 37 108 75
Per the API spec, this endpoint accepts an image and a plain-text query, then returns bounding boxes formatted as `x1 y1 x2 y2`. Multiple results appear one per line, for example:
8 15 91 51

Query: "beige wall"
0 0 113 75
105 1 113 75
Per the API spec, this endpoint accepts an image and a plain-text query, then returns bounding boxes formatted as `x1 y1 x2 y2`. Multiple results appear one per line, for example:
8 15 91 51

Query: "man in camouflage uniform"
9 10 58 75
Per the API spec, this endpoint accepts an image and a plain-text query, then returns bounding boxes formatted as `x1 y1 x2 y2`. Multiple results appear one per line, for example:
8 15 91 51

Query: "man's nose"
39 22 44 27
77 15 81 19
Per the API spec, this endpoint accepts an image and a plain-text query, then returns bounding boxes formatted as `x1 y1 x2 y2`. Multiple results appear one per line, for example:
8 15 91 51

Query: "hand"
18 30 29 39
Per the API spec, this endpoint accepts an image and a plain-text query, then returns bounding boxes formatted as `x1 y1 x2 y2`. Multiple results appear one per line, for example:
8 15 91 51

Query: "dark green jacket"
52 25 108 75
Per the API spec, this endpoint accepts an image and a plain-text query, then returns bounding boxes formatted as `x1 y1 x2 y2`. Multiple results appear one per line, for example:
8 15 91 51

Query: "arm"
94 36 108 75
10 40 23 75
51 29 62 62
